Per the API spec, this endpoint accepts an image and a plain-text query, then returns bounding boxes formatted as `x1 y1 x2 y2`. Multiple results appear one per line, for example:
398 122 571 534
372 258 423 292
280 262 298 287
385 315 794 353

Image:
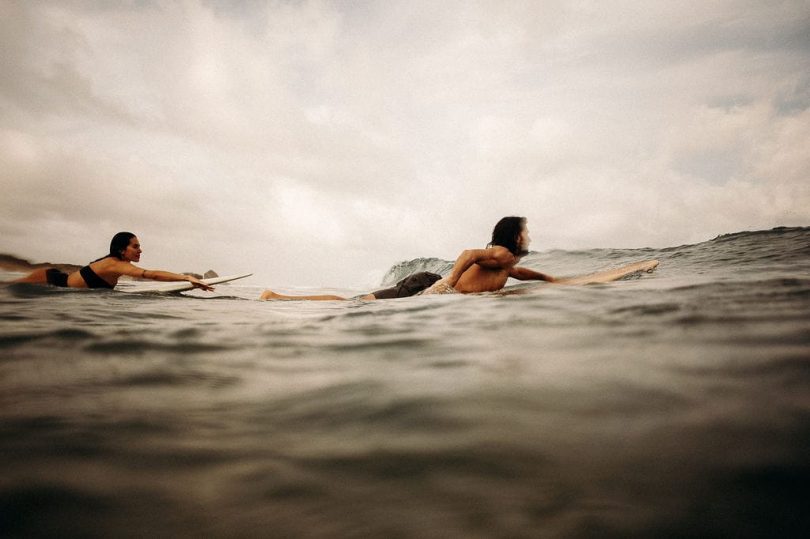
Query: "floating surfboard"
123 273 252 293
554 260 658 285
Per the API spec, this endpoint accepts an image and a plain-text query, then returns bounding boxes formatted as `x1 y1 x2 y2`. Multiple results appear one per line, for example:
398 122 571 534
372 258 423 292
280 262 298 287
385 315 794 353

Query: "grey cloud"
0 3 134 125
558 2 810 65
775 76 810 115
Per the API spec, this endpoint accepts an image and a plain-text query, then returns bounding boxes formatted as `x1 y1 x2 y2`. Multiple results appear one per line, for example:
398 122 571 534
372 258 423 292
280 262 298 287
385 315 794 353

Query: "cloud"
1 0 808 287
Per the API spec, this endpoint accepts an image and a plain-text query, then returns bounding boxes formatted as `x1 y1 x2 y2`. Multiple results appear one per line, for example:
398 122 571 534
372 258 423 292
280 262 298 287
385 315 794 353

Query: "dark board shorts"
371 271 442 299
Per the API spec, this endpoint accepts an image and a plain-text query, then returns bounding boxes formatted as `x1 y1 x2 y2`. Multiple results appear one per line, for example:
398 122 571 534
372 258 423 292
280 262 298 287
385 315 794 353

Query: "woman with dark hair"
13 232 213 291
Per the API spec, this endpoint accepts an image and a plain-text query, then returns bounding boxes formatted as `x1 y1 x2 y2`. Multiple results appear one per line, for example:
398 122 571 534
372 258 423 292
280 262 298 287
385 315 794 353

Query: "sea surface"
1 227 809 537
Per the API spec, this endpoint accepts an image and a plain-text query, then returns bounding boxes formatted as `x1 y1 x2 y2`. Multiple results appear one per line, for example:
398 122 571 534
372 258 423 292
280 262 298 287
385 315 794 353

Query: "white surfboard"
554 260 658 285
123 273 253 293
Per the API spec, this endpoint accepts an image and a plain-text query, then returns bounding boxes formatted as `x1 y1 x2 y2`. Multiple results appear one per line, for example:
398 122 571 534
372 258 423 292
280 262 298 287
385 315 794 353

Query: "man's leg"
260 289 348 301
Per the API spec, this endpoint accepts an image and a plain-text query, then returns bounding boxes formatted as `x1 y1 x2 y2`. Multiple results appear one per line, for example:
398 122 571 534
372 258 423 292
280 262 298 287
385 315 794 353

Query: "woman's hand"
188 276 214 292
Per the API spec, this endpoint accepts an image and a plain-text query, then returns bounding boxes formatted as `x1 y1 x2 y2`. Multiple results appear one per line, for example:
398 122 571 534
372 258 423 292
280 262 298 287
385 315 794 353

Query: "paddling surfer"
13 232 214 291
260 216 556 300
420 216 555 294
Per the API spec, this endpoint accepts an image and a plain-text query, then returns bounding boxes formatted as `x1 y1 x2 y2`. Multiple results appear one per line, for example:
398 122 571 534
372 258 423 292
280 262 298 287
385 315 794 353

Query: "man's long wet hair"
108 232 136 260
489 217 527 256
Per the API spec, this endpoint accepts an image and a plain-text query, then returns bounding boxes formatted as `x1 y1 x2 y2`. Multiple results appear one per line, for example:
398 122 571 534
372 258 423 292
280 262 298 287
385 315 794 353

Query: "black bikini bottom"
45 268 69 287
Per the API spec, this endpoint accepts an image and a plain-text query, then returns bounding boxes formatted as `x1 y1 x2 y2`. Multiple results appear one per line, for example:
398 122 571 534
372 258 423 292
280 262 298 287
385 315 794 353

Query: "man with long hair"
260 216 555 300
421 216 555 294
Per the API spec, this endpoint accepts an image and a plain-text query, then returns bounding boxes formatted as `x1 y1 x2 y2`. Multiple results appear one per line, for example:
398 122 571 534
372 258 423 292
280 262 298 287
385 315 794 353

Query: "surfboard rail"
553 260 659 285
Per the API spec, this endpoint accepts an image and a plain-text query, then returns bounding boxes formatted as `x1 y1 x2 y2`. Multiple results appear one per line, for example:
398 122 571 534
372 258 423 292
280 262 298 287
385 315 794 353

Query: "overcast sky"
1 0 808 287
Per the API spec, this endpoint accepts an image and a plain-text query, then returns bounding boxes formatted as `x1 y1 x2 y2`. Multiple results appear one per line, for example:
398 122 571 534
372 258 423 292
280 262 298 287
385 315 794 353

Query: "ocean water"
1 227 808 537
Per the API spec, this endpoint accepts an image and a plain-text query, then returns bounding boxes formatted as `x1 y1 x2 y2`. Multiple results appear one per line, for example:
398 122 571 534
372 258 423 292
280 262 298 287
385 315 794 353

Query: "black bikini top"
80 265 114 289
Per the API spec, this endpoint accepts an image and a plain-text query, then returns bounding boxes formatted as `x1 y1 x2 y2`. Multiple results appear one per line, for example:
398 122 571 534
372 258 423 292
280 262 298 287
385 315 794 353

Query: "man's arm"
509 266 556 282
445 247 516 287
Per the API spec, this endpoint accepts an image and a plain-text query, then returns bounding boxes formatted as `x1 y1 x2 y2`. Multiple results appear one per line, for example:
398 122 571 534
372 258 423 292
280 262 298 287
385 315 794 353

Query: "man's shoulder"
473 245 517 268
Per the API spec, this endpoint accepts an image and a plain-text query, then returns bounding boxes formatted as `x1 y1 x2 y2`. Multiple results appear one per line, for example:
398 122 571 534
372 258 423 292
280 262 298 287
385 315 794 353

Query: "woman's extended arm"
119 263 214 291
142 269 212 289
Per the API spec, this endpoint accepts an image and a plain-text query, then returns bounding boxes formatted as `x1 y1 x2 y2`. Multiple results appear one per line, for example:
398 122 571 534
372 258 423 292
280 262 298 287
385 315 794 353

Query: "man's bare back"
450 246 518 293
424 219 556 295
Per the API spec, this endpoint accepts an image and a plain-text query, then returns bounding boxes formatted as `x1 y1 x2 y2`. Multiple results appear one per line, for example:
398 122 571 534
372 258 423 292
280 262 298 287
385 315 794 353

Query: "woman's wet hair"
109 232 136 260
489 217 527 256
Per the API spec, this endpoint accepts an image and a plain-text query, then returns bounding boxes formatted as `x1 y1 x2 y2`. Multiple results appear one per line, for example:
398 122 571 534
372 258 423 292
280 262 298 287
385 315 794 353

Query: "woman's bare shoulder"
93 257 133 271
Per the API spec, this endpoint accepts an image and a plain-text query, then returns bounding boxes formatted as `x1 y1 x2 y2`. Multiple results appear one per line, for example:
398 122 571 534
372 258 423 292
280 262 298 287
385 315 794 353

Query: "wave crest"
380 257 453 286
